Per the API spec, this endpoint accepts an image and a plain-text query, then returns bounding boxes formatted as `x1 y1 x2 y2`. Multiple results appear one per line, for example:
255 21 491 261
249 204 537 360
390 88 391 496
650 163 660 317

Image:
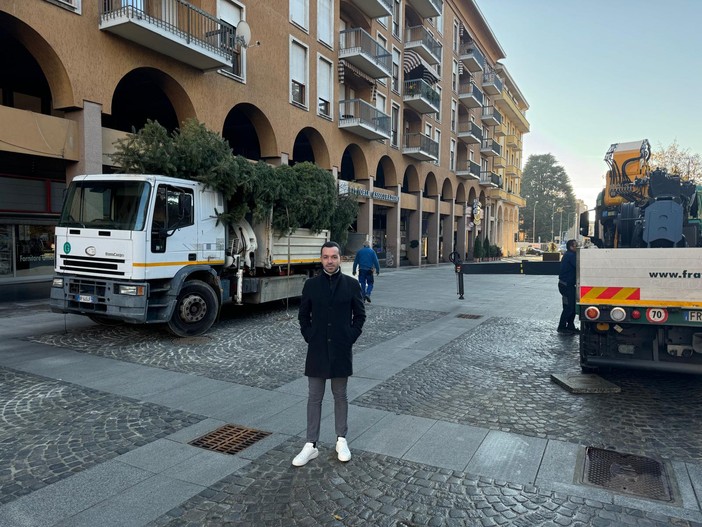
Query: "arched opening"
292 127 330 168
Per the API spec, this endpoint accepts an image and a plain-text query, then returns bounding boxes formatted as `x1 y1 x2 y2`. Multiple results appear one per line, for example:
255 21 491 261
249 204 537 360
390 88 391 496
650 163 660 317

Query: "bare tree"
650 140 702 181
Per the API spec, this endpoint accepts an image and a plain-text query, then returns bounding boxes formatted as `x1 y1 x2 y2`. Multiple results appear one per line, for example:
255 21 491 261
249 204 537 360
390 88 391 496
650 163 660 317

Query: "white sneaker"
292 442 318 467
336 437 351 462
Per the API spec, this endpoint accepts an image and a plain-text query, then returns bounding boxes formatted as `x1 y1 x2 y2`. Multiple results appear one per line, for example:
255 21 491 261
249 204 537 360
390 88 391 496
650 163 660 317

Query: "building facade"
0 0 529 288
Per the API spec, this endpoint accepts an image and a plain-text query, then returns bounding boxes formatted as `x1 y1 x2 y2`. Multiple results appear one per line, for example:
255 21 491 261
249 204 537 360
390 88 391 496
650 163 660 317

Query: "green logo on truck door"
63 242 71 254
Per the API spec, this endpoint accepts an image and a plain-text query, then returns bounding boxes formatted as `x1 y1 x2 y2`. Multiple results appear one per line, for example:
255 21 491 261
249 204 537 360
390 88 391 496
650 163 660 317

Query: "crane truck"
578 140 702 373
49 174 328 337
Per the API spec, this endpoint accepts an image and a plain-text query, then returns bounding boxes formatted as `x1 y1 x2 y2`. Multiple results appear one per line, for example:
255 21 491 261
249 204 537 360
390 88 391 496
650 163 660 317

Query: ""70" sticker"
646 308 668 323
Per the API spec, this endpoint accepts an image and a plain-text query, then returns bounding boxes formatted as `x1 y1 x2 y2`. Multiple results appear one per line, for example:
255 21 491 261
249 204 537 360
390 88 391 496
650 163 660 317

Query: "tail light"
584 306 600 320
631 309 641 320
610 307 626 322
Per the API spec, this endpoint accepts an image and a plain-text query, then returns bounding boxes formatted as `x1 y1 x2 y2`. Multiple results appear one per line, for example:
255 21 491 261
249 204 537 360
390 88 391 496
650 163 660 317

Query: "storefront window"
0 224 56 281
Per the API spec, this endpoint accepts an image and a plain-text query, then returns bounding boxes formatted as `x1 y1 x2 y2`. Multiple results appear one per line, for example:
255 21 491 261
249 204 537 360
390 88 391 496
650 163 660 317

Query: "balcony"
457 121 482 144
493 155 506 169
99 0 235 71
482 72 503 96
404 26 442 65
488 187 526 207
348 0 392 19
494 91 530 133
403 132 439 161
506 134 521 149
480 106 503 127
403 79 440 114
480 171 502 188
458 81 483 109
0 106 79 161
494 123 507 137
481 138 502 157
338 99 391 141
459 46 485 73
340 28 392 79
456 160 481 180
406 0 442 19
506 163 522 177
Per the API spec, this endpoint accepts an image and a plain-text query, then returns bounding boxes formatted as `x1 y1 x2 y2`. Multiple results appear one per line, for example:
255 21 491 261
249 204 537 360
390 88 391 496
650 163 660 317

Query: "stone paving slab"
29 305 446 390
147 438 702 527
354 316 702 463
0 367 204 506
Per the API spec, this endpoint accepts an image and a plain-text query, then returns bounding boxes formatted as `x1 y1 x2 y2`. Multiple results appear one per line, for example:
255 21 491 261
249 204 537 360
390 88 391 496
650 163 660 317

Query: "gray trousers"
306 377 348 443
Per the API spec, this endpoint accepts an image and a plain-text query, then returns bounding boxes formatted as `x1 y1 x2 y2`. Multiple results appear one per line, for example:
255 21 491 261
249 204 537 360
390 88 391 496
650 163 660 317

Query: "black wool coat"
298 270 366 378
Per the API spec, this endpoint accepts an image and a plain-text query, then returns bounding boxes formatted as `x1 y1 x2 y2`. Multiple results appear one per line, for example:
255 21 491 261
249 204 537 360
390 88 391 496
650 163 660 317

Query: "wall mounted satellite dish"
235 20 251 48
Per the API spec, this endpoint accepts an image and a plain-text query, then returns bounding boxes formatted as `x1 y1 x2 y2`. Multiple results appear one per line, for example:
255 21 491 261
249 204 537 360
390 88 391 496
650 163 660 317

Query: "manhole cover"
456 313 482 319
189 424 271 455
582 447 672 501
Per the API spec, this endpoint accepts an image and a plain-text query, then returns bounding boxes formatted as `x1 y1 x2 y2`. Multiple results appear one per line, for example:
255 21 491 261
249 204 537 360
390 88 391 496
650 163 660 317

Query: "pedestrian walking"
352 240 380 303
293 241 366 467
557 239 578 334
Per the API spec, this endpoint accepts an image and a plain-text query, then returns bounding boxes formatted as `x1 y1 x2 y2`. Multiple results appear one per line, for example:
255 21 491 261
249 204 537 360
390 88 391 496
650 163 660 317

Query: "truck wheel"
168 280 218 337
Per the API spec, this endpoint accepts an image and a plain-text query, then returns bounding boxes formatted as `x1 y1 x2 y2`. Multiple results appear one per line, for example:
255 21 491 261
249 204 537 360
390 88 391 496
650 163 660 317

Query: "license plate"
685 310 702 322
76 294 96 303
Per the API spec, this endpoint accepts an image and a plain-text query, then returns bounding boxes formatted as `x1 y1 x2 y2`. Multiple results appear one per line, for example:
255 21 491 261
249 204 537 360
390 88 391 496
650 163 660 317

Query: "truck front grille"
66 278 109 313
59 254 125 276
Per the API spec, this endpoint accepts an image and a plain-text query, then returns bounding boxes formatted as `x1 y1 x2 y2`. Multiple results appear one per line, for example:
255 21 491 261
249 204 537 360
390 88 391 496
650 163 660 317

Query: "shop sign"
338 181 399 203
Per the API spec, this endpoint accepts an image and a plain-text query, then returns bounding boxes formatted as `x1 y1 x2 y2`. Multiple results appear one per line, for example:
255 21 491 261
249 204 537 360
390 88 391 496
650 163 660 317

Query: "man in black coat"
293 241 366 467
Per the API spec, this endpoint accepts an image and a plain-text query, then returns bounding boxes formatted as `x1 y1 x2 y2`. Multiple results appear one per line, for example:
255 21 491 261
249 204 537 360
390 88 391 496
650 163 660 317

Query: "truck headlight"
52 277 64 288
115 285 145 296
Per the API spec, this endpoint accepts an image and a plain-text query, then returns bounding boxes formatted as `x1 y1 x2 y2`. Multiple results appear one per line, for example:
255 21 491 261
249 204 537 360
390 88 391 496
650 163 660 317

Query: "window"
290 0 308 30
317 55 333 118
453 20 459 53
450 139 456 171
392 0 401 39
392 47 401 92
425 123 432 137
377 33 388 85
435 86 441 122
376 92 386 114
317 0 332 46
290 39 308 107
218 0 245 80
452 59 459 91
391 103 400 148
451 99 457 132
434 129 441 164
469 148 474 162
44 0 81 13
435 3 443 35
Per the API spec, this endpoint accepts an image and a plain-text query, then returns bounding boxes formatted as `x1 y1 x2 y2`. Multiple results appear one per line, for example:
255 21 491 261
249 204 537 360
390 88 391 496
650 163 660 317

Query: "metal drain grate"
456 313 482 319
189 424 271 455
582 447 672 501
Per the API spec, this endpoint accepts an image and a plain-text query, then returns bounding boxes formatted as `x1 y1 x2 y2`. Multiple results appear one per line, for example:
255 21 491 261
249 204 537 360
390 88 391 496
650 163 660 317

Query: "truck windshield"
58 181 151 231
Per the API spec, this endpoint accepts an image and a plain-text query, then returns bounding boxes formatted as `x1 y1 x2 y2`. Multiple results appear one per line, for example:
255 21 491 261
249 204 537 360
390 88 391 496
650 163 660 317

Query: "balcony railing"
494 91 530 133
481 138 502 157
99 0 235 70
348 0 392 19
493 155 506 169
403 132 439 161
457 81 483 109
482 72 503 96
338 99 391 141
406 0 442 19
481 106 503 127
480 171 502 187
459 45 485 73
506 134 521 149
506 164 522 177
457 121 482 144
404 26 442 65
340 28 392 79
456 160 481 180
403 79 440 114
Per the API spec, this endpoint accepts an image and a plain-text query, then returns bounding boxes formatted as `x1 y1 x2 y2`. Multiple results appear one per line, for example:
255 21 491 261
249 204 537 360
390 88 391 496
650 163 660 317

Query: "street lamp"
551 203 555 242
532 200 539 243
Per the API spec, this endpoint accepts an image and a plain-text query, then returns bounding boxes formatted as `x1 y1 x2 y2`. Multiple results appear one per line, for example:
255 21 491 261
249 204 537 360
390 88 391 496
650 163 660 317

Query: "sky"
477 0 702 210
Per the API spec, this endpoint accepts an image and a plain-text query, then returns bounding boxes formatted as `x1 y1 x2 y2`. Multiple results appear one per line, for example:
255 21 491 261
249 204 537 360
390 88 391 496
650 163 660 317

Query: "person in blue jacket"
557 239 578 334
352 240 380 303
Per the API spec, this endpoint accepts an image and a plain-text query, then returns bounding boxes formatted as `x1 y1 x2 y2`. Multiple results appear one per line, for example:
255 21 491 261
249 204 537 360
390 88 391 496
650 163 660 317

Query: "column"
441 198 455 262
66 101 103 181
385 185 401 268
456 201 467 261
408 191 423 267
426 195 440 264
356 180 373 243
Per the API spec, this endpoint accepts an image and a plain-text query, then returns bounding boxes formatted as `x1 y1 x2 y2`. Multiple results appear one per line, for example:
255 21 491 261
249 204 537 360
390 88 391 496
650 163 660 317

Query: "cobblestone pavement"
0 367 204 506
148 438 700 527
354 317 702 463
29 305 445 390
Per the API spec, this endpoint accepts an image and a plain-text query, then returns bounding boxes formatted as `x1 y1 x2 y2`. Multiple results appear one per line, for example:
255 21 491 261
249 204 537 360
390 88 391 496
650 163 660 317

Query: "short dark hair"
567 239 577 249
320 241 341 255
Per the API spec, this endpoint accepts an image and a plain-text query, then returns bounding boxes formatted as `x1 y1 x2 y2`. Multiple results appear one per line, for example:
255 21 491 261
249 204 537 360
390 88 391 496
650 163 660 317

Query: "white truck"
578 248 702 373
49 174 328 336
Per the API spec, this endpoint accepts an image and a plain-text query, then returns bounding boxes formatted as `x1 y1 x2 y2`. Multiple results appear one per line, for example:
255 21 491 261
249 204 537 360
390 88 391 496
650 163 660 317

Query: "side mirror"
579 211 590 237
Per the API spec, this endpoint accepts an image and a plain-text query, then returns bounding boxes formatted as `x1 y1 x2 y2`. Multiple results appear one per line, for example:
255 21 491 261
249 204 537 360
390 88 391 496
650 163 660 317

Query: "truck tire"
168 280 219 337
579 325 600 373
